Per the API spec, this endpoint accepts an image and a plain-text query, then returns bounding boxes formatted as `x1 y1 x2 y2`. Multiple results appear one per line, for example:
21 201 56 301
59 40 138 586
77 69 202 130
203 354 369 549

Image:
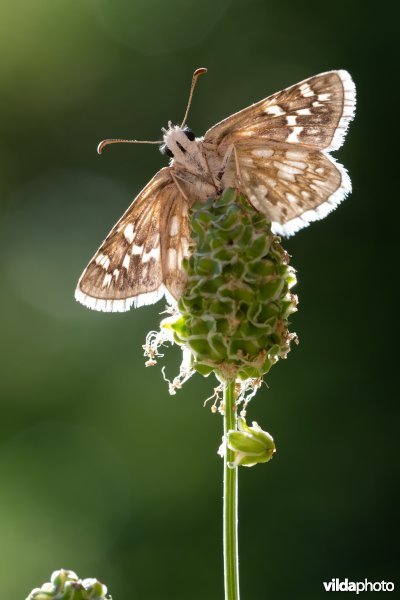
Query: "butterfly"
75 67 356 312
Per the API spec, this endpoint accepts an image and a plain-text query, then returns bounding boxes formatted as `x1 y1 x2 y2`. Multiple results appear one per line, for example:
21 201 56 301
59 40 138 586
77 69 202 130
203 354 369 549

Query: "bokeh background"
0 1 397 598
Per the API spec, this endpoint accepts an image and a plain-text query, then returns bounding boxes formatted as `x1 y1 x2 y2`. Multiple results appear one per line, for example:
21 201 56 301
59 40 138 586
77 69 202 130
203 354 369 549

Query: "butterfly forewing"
205 71 355 153
75 168 189 311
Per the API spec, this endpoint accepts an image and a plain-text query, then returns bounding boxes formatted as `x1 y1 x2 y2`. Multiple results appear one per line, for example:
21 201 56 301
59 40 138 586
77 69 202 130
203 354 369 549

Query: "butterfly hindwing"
161 192 191 301
231 141 349 236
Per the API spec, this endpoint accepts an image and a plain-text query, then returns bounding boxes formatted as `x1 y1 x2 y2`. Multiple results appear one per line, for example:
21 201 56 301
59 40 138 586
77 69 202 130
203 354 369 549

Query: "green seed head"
168 188 298 384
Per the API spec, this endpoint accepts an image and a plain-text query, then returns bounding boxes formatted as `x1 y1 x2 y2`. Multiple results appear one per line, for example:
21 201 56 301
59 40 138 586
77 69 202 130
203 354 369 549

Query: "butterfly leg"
170 172 189 201
216 144 242 189
200 146 220 194
216 145 234 182
232 144 243 189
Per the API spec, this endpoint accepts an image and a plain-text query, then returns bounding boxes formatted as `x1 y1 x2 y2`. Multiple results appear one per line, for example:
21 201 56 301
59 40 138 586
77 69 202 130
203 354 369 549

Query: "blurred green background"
0 0 397 598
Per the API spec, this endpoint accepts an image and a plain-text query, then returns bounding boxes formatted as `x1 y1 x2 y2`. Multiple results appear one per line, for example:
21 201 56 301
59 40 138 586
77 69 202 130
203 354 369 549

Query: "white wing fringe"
74 285 176 312
272 70 356 237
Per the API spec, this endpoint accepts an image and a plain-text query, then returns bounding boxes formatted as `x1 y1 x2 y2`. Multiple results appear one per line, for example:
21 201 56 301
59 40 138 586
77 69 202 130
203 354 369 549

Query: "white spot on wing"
264 105 285 116
167 248 177 269
143 246 160 263
241 156 255 166
102 273 112 289
278 170 295 182
286 115 297 126
299 82 314 97
286 160 307 170
263 176 277 188
124 223 135 244
95 253 110 270
122 254 130 270
286 126 303 143
286 150 307 161
131 245 143 256
274 160 304 176
169 215 180 236
252 148 274 158
255 184 268 196
285 193 298 203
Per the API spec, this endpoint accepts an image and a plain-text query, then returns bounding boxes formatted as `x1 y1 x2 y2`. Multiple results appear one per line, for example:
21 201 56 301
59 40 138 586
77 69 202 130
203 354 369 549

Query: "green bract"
225 417 276 467
168 188 298 382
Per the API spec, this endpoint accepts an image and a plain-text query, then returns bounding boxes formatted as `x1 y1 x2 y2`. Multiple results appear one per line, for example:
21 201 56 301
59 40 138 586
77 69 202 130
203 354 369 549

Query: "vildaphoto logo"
323 579 394 594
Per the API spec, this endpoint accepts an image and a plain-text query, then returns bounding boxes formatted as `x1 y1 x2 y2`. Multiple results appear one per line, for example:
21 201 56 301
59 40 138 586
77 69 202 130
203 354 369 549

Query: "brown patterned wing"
230 142 350 236
75 167 190 311
205 70 355 153
160 191 190 301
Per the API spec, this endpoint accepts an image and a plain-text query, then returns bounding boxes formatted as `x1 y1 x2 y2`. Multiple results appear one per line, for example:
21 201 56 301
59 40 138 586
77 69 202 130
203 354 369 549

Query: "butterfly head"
160 121 196 160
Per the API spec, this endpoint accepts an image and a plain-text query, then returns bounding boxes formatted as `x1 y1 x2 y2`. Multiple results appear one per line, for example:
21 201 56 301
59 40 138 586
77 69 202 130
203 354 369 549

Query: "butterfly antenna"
97 139 162 154
180 67 207 128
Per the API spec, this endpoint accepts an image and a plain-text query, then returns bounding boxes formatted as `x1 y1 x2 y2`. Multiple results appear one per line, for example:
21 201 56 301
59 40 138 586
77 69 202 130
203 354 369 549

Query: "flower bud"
26 569 111 600
223 417 276 467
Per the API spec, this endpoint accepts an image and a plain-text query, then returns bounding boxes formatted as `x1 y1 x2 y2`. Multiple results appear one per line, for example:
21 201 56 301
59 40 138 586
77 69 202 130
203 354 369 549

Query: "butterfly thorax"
160 121 224 201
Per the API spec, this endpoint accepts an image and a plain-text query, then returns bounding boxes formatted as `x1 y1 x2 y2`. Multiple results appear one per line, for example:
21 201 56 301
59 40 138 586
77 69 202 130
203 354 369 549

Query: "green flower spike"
26 569 112 600
144 187 298 404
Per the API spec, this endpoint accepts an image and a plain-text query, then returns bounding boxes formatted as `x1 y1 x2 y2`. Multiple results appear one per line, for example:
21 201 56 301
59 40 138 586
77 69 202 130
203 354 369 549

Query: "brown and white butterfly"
75 67 356 312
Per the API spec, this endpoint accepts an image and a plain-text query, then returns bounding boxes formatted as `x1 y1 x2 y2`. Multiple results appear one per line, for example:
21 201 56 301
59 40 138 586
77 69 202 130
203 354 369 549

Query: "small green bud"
26 569 112 600
223 417 276 467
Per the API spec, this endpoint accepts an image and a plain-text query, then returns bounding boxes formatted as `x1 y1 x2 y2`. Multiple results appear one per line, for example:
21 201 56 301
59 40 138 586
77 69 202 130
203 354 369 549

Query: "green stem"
223 379 240 600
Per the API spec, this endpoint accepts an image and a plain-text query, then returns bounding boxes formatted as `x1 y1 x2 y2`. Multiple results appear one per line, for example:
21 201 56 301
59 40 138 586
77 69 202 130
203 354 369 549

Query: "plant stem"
223 379 240 600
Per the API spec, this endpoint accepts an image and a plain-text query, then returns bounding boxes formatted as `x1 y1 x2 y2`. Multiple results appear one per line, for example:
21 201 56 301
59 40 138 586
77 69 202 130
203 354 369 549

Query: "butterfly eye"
160 144 174 158
184 127 195 141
